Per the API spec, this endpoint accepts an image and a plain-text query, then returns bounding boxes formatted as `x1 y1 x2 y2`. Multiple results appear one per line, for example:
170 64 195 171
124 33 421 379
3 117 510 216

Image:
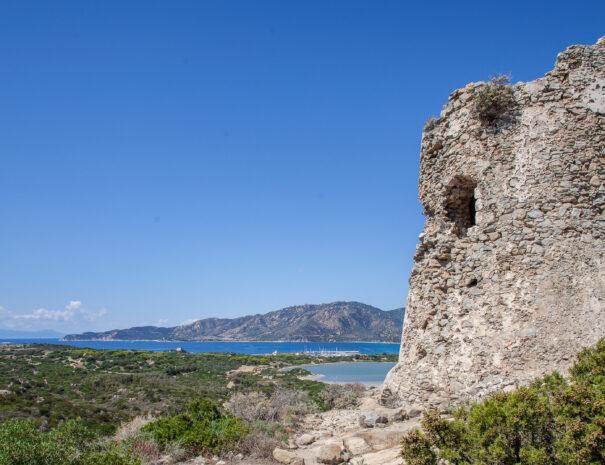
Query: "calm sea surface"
286 362 396 385
0 339 400 355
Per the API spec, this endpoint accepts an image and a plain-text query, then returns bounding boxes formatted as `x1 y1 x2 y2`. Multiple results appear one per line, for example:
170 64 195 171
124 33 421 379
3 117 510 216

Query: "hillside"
61 301 404 342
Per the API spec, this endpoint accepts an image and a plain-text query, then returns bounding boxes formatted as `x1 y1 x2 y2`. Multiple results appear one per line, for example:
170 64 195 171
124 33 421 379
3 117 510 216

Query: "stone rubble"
271 391 420 465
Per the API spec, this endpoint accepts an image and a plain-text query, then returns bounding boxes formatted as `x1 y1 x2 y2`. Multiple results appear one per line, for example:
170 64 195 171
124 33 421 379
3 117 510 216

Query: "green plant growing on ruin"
400 338 605 465
473 74 515 125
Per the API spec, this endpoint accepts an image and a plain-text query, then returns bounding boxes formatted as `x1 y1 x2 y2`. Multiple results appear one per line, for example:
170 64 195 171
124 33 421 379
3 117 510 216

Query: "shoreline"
57 339 400 344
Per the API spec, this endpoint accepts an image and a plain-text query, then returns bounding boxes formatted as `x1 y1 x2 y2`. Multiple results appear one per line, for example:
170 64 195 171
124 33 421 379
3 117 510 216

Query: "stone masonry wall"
381 37 605 411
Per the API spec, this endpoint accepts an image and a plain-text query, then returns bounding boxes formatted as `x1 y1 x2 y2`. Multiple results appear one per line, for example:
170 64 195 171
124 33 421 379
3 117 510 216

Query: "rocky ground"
177 388 420 465
272 389 420 465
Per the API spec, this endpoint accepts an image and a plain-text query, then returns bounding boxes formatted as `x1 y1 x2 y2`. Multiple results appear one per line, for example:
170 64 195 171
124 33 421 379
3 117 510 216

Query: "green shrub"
0 419 94 465
473 74 514 124
82 445 141 465
0 418 141 465
142 398 249 455
400 338 605 465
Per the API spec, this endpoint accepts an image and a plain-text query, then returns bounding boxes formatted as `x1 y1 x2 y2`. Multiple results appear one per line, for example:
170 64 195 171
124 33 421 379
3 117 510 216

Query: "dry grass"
238 432 282 459
225 389 311 422
320 383 366 409
113 414 155 442
130 439 161 464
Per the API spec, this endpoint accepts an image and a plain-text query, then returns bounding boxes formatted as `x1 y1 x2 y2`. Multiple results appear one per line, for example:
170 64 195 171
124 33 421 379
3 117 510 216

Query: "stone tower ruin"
381 37 605 410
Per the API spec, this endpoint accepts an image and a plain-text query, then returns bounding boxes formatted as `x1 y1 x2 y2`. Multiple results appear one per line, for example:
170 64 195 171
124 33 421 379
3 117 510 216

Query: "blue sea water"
0 338 400 355
285 362 397 385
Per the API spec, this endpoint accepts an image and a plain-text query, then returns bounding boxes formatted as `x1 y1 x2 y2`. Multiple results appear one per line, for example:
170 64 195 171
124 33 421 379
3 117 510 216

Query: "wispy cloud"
0 301 107 331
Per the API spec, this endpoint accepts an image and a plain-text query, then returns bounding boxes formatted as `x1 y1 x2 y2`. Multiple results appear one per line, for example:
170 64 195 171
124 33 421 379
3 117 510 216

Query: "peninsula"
62 301 404 343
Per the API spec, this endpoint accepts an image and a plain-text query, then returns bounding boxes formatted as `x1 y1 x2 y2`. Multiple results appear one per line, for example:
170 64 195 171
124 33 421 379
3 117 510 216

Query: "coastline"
59 338 400 344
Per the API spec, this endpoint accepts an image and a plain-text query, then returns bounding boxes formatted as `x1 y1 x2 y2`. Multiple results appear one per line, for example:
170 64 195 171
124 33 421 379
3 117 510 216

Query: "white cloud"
66 301 82 310
14 308 74 321
179 318 198 326
157 319 169 326
0 301 107 331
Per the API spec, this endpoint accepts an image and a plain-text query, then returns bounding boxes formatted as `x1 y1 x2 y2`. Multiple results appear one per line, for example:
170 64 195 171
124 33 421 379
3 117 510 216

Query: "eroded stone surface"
343 437 371 456
381 37 605 410
296 433 317 446
315 442 343 464
349 447 403 465
273 448 304 465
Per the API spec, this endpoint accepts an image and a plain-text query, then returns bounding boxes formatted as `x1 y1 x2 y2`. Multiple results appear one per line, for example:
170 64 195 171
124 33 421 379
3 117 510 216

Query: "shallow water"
286 361 396 385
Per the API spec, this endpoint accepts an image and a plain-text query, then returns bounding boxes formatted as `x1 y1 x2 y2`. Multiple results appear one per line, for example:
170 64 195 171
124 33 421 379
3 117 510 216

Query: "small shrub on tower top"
423 116 440 132
473 74 515 124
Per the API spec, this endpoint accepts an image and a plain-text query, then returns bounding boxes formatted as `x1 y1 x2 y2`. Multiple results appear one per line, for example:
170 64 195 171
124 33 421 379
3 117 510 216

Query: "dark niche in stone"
445 176 477 236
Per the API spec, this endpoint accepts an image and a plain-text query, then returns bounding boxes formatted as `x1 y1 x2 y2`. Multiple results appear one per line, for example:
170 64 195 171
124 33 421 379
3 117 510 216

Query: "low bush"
0 418 90 465
400 338 604 465
238 431 282 459
225 389 312 423
142 398 249 456
129 439 160 463
473 74 514 124
0 418 140 465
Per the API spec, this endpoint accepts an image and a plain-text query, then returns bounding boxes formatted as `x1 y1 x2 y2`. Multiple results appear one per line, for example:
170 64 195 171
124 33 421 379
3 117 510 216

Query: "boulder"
296 433 316 446
349 446 403 465
357 419 422 451
357 412 388 428
387 407 406 422
343 436 371 456
273 448 304 465
315 442 343 464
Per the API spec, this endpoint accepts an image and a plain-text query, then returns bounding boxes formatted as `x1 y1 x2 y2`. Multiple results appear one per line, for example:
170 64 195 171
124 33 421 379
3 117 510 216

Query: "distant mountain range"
0 329 64 339
62 302 404 342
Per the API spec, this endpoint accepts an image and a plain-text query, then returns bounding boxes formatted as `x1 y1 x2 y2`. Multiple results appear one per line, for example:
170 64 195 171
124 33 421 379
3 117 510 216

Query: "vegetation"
473 74 515 125
318 382 366 410
0 418 140 465
0 343 393 462
0 343 393 434
142 398 248 455
423 116 440 132
401 338 605 465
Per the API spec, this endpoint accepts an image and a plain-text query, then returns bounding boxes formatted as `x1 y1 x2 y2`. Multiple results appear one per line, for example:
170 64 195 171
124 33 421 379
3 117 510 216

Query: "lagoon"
286 361 396 385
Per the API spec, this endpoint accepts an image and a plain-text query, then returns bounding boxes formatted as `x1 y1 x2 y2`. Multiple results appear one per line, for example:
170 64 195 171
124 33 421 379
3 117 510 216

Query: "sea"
1 339 400 384
0 339 400 355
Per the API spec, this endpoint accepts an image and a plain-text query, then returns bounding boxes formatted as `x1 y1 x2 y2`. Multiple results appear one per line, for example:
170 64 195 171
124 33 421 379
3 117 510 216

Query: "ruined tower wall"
382 37 605 410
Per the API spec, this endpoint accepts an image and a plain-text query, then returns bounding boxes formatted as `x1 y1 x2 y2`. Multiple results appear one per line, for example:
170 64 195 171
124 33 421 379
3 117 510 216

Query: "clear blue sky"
1 1 603 333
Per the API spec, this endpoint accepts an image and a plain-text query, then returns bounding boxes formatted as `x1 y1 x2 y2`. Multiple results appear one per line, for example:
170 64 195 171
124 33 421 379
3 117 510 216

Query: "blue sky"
1 1 603 333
